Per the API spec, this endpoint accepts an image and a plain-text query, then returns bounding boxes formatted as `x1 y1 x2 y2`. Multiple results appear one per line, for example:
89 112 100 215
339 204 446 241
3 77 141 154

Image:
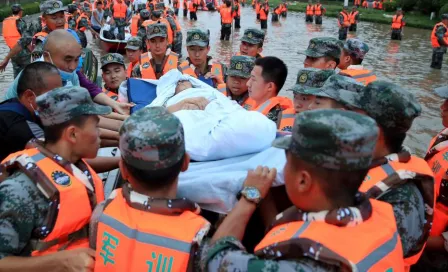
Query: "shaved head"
43 30 82 73
43 29 80 52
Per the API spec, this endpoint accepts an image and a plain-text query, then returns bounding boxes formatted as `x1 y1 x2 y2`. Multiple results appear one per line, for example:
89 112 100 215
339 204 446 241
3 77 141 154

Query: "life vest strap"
30 224 89 252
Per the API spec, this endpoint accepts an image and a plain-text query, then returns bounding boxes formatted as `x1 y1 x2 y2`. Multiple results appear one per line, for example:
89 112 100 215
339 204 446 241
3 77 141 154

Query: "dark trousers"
221 24 231 40
234 17 241 28
349 23 357 31
190 11 197 20
281 11 287 17
183 8 188 17
305 15 313 22
272 13 278 22
174 8 179 15
391 29 402 40
315 15 322 24
431 50 446 69
92 25 101 33
256 13 260 20
338 27 348 40
260 19 267 29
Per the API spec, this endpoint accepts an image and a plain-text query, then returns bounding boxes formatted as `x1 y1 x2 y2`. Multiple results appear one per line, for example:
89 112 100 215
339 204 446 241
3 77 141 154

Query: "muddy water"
0 7 447 155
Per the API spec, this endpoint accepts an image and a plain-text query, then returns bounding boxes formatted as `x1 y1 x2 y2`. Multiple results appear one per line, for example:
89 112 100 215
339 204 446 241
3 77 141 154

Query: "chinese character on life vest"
100 231 120 265
146 252 174 272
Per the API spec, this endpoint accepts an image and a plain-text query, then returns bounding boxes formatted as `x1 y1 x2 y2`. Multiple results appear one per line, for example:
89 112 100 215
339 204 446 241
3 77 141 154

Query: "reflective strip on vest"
350 71 375 79
356 232 399 270
256 100 272 114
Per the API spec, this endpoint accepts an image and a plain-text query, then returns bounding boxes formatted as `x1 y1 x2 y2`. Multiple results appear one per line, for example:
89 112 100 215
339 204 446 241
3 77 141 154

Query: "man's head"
101 53 126 90
125 37 143 63
146 23 168 56
119 107 189 193
11 4 23 16
289 68 334 114
342 5 348 11
81 6 92 16
17 62 62 115
96 1 103 10
396 7 403 15
43 29 82 74
186 29 210 67
40 0 66 30
137 3 146 12
67 4 78 14
37 86 111 159
140 9 151 20
355 81 421 154
175 80 193 94
301 37 342 69
240 28 265 57
151 10 162 20
273 109 378 210
155 2 165 10
352 5 357 10
434 86 448 127
307 75 364 110
226 55 255 97
442 13 448 24
338 38 369 69
247 57 288 103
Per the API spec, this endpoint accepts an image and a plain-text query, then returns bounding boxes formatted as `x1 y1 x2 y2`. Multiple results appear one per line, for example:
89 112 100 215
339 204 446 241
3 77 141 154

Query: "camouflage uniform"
166 11 183 55
225 55 255 104
100 53 125 93
343 38 369 60
338 7 350 40
289 68 335 95
76 7 92 48
0 87 110 259
391 9 405 40
240 28 265 59
124 36 142 51
299 37 342 64
430 14 448 69
355 81 428 258
137 9 150 51
201 109 380 272
66 4 79 30
110 1 128 40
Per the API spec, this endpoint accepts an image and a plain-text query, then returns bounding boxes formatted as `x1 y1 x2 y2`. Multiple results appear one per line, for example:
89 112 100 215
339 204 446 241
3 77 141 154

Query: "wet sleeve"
76 71 103 98
436 26 448 46
16 20 33 49
0 173 48 259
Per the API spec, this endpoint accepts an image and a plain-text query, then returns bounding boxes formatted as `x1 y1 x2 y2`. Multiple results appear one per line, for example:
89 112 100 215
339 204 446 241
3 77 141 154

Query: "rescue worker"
255 0 261 20
173 0 180 15
280 1 287 17
220 1 233 41
130 4 140 36
110 0 129 40
125 37 143 78
245 57 293 126
430 14 448 70
137 9 150 48
349 5 359 32
391 8 405 40
233 0 241 29
91 107 210 271
313 0 325 24
362 0 368 8
338 5 351 40
183 0 188 17
166 9 183 55
189 0 199 20
238 28 265 58
66 3 80 31
76 7 99 48
220 55 255 106
300 37 342 70
355 0 361 6
339 38 377 85
0 86 110 268
259 1 269 29
178 29 225 88
101 53 127 100
0 4 33 78
142 10 174 48
132 23 179 79
272 5 281 22
355 82 435 270
202 109 405 271
91 1 105 33
305 0 314 23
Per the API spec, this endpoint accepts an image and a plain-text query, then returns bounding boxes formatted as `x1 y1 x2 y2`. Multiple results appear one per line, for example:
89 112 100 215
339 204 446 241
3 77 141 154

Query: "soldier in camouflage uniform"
101 53 127 99
125 37 143 77
202 109 405 271
299 37 342 70
430 14 448 69
338 38 377 85
239 28 265 59
109 0 130 40
66 4 80 30
0 4 35 78
137 9 151 50
289 68 334 114
0 86 110 268
166 9 183 56
222 55 255 106
354 81 435 269
89 107 210 271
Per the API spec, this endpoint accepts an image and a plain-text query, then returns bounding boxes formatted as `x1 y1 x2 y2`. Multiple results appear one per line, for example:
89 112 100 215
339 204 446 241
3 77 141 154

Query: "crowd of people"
0 0 448 271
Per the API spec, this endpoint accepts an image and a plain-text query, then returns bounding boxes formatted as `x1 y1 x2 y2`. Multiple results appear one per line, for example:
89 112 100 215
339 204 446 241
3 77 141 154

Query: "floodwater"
0 6 447 156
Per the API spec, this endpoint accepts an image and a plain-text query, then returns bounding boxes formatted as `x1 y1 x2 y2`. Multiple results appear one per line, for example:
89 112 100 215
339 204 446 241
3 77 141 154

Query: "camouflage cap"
344 38 369 60
137 3 147 11
151 10 162 18
226 55 255 78
140 9 151 19
40 0 65 15
186 29 210 47
241 28 265 45
155 2 165 9
146 23 168 39
119 107 185 171
100 53 125 69
67 3 78 13
273 109 378 170
290 68 335 94
11 4 22 12
355 81 422 133
299 37 342 60
81 6 91 12
309 75 364 109
125 36 143 50
434 85 448 99
37 86 112 126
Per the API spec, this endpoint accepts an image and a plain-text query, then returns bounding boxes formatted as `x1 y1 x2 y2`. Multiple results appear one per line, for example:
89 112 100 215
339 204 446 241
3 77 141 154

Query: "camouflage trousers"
11 54 31 79
173 32 183 56
113 18 127 40
338 27 348 40
431 47 446 69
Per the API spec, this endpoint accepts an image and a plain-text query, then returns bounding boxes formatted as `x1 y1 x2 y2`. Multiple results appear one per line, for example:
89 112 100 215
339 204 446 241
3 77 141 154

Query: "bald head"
43 30 82 73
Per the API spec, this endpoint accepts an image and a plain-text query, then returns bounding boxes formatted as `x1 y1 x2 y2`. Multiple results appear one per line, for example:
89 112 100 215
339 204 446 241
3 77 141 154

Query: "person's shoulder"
0 171 39 201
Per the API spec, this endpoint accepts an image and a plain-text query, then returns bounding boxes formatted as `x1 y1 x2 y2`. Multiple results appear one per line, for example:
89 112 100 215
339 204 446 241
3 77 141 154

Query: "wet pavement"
0 6 447 155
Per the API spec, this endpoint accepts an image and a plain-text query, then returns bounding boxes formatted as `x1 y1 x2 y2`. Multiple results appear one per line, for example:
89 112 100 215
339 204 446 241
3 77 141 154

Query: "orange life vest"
127 60 137 78
93 187 209 272
130 14 139 36
232 3 241 17
340 69 377 86
354 0 361 5
2 147 104 256
178 61 224 87
313 4 322 15
373 1 378 8
173 0 180 8
220 6 233 24
349 10 359 24
278 107 295 131
362 0 368 7
306 5 314 16
378 1 383 9
215 83 227 94
254 200 404 271
76 13 90 32
250 96 293 115
259 6 268 20
183 0 188 9
142 19 174 45
360 156 435 268
189 0 198 12
431 22 448 48
338 11 350 27
102 88 119 100
113 0 127 18
392 15 404 29
255 2 261 14
139 51 179 79
2 16 21 49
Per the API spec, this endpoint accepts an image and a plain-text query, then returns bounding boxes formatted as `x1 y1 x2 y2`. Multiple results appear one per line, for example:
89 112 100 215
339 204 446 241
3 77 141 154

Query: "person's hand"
204 72 224 84
0 59 9 72
182 97 210 110
243 166 277 198
112 101 134 115
56 248 95 272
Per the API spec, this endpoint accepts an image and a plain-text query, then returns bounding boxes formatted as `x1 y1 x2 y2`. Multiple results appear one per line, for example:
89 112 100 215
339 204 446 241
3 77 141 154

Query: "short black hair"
44 115 92 144
17 62 60 97
343 48 363 65
255 56 288 94
12 10 21 15
383 130 406 154
324 56 340 66
124 155 185 191
101 63 126 72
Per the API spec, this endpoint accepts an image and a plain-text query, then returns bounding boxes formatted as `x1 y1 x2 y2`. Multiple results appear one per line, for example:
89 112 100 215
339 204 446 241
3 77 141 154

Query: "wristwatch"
238 186 262 204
